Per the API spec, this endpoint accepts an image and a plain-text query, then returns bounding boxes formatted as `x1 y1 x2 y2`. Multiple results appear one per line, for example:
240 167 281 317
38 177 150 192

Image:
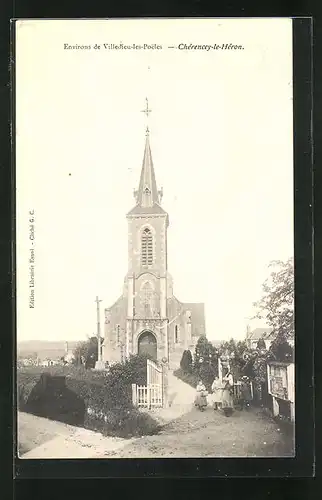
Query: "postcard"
15 18 295 461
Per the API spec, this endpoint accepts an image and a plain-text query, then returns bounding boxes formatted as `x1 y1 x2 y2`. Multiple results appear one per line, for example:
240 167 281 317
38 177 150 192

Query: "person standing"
211 376 223 410
194 380 208 411
240 376 252 410
222 371 234 417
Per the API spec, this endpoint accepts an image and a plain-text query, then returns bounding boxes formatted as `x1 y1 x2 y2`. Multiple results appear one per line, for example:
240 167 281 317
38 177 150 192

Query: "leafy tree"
180 350 193 373
256 338 267 350
269 334 294 362
218 338 250 380
198 363 213 388
253 257 294 363
194 335 208 361
73 336 104 369
195 336 218 364
253 258 294 342
194 336 219 388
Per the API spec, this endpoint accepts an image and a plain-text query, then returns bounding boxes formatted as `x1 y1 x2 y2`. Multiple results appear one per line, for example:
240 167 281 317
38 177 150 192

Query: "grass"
173 367 199 388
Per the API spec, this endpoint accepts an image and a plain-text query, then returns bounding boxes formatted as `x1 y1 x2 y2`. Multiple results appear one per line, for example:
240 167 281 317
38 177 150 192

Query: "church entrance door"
138 331 157 360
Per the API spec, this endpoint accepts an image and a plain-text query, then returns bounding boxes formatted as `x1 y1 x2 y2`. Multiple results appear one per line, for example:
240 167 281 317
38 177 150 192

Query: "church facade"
103 127 205 369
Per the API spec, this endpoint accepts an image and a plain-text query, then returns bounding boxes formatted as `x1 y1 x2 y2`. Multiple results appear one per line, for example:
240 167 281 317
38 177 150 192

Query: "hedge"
17 355 160 438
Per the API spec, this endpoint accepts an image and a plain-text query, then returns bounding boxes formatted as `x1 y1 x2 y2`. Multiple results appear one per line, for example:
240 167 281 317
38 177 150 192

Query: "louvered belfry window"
141 227 153 266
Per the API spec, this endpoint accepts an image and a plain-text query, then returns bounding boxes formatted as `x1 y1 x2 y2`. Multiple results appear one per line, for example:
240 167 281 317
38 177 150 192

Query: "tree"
180 350 193 373
253 258 294 342
218 338 250 380
194 336 219 387
256 338 267 350
269 334 294 363
73 337 104 369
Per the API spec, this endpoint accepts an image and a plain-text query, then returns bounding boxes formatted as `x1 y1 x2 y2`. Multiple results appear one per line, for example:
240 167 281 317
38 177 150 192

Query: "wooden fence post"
161 360 169 408
146 385 150 409
132 383 137 407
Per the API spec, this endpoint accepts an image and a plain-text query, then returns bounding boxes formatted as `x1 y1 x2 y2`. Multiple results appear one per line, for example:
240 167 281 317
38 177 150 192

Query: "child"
195 380 208 411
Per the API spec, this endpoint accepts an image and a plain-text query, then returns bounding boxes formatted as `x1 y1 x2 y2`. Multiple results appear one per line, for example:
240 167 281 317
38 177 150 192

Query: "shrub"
24 374 86 426
86 406 159 438
180 350 193 373
108 353 148 388
17 354 159 438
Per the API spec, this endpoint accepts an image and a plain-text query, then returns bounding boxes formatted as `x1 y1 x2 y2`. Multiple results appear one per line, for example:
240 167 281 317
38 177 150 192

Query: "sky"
16 19 294 343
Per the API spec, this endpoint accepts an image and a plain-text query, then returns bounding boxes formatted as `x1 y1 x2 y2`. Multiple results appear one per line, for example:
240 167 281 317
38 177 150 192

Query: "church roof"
127 203 167 216
127 130 167 217
170 297 206 337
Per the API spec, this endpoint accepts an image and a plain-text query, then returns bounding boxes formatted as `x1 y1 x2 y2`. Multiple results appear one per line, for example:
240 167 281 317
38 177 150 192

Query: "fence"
136 384 163 408
132 359 164 409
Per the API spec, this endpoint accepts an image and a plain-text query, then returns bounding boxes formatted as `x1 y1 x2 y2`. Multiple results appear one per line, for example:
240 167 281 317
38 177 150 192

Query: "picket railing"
136 384 163 408
147 359 163 386
132 359 164 409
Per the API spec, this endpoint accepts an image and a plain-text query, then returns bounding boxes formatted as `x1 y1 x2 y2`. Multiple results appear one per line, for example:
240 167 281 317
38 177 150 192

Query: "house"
245 327 274 350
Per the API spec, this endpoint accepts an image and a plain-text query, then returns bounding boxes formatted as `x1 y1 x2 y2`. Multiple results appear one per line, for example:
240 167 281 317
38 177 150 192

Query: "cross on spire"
141 97 152 118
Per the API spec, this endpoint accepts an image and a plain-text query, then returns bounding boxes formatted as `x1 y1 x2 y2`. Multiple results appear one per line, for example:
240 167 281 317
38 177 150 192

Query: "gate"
133 359 164 409
147 358 162 387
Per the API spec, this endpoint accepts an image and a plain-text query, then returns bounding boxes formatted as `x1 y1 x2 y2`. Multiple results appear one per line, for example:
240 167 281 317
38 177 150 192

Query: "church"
103 109 206 369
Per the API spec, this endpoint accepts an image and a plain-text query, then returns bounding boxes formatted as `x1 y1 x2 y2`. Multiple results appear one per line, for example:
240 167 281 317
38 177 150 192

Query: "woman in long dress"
221 372 234 416
211 376 223 410
194 380 208 411
240 376 252 410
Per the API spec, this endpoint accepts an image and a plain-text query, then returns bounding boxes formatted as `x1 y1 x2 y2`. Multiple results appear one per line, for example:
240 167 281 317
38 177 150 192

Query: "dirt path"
18 406 294 459
18 412 135 458
104 406 295 458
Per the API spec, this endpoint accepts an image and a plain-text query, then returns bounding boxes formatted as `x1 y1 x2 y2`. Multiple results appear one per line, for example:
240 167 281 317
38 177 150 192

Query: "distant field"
17 340 81 361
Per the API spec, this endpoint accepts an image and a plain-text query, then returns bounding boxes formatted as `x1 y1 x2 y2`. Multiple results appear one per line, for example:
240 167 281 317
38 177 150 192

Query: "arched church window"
175 325 179 344
141 227 153 266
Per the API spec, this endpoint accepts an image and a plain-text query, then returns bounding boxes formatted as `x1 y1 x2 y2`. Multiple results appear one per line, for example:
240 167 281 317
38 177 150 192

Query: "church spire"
133 99 163 208
135 131 162 207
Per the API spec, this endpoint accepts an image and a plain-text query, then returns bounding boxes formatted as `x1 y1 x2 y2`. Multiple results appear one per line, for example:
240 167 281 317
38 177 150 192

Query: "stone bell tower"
103 100 206 366
124 123 170 361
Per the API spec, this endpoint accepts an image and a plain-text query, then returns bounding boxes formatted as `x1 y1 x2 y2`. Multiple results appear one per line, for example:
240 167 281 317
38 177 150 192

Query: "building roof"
211 340 225 348
127 203 167 216
247 327 273 341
